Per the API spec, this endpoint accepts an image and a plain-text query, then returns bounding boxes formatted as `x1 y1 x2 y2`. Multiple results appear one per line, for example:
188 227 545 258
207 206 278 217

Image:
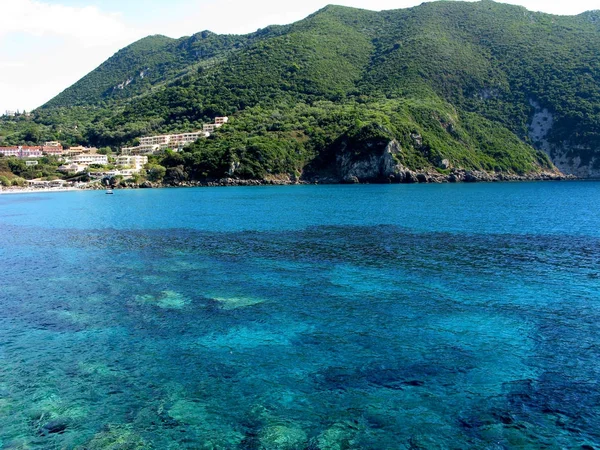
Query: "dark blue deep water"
1 182 600 449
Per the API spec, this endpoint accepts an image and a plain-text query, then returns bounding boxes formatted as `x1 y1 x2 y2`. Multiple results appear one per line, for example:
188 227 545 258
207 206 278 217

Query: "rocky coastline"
0 169 576 195
83 168 573 191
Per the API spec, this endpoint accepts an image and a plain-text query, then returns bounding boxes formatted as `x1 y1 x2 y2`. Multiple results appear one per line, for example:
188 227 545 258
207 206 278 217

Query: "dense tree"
146 164 167 182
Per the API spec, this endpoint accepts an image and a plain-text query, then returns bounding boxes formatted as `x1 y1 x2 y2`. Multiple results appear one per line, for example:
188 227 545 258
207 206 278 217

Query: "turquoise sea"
1 182 600 449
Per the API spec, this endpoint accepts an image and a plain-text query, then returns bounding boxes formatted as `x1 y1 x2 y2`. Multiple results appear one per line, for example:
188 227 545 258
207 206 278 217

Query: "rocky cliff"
306 137 566 185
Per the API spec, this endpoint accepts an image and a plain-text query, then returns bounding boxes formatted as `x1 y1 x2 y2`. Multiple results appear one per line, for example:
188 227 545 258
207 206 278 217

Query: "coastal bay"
1 182 600 448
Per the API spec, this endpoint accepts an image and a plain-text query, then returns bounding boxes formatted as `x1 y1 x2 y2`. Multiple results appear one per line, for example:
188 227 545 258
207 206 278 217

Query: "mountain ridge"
2 0 599 182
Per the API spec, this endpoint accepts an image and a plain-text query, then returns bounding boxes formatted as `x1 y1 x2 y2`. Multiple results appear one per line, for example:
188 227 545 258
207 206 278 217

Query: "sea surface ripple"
0 182 599 448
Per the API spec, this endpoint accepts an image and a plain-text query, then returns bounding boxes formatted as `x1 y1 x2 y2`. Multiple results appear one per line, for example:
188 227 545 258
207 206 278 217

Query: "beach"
0 186 82 195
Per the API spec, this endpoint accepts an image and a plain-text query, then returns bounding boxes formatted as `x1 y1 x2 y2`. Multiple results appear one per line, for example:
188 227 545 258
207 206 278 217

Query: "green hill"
2 1 599 181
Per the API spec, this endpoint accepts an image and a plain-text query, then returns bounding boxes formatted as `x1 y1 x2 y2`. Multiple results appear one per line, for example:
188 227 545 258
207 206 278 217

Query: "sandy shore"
0 187 83 195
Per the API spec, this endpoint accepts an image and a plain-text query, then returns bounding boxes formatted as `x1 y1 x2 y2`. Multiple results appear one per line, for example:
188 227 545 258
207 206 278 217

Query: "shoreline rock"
0 170 578 195
89 169 576 190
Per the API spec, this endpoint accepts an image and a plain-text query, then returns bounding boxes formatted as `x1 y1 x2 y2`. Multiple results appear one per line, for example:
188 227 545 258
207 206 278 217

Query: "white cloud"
0 0 145 47
0 0 149 113
0 62 26 69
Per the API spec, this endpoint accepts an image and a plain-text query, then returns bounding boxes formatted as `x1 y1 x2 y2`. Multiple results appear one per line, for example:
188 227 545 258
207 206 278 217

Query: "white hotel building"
0 146 43 158
72 154 108 165
120 144 161 156
115 155 148 170
139 135 171 146
121 118 228 156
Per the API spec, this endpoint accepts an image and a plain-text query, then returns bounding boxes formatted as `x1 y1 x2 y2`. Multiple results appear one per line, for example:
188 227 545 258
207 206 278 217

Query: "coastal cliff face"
336 140 403 183
529 100 600 178
549 146 600 179
333 139 431 183
303 134 565 185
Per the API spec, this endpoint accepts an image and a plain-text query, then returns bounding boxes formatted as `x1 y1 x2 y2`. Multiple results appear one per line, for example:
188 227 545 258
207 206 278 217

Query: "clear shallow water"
0 182 599 449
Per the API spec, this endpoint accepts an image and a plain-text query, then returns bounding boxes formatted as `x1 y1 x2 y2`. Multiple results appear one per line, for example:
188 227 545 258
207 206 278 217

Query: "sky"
0 0 598 114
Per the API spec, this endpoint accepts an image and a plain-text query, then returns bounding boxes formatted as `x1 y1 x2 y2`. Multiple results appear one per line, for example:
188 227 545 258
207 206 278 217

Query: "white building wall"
116 155 148 169
72 155 108 165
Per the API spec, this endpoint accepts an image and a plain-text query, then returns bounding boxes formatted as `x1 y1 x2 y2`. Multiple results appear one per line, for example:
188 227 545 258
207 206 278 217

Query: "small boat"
106 189 114 195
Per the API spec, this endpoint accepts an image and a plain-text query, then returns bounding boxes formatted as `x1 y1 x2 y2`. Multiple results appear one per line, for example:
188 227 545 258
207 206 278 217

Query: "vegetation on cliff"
1 1 599 180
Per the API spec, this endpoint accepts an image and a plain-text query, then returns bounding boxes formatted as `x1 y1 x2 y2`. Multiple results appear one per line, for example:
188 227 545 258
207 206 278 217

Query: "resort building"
203 117 229 134
121 144 160 156
72 154 108 165
115 169 139 177
26 179 66 187
89 169 139 178
0 146 43 158
0 147 20 157
42 142 64 156
122 132 205 156
120 118 228 156
66 146 86 156
139 131 206 148
58 163 87 174
65 146 98 156
20 147 43 158
42 148 65 156
139 135 171 146
169 131 207 145
116 155 148 170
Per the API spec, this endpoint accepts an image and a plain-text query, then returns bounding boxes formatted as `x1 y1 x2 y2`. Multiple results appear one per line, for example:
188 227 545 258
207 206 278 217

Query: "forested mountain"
2 1 600 181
